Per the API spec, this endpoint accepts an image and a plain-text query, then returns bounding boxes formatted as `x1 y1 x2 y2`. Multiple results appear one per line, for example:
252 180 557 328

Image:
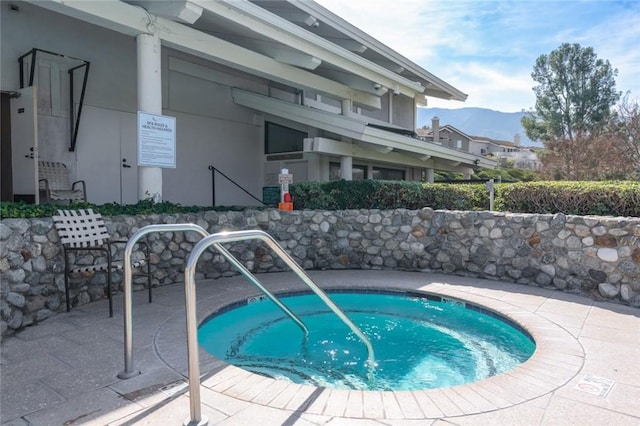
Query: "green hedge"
291 180 488 211
2 181 638 219
291 180 639 216
0 199 235 219
497 181 640 217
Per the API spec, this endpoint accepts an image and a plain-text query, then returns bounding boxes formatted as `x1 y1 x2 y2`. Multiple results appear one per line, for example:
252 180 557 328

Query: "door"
119 112 138 204
10 86 39 203
76 105 137 204
1 93 12 201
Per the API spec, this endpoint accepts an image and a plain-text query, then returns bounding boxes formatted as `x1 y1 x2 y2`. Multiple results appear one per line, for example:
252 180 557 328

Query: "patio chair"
39 161 87 203
52 209 151 317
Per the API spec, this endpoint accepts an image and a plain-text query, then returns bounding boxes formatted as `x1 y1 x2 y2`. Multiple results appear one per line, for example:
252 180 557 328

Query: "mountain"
417 107 542 147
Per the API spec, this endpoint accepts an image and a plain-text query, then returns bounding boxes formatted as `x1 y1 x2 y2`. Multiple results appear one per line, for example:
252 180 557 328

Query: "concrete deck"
1 270 639 425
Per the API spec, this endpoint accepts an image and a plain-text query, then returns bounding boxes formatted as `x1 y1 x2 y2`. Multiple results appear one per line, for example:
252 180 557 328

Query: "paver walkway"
1 270 639 425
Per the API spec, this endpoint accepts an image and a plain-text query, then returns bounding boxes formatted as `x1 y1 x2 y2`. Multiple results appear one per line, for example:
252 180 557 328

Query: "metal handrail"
208 165 268 206
118 224 210 380
119 226 375 426
118 224 308 380
183 230 376 425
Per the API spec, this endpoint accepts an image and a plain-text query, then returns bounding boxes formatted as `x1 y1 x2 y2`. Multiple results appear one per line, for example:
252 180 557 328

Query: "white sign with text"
137 112 176 168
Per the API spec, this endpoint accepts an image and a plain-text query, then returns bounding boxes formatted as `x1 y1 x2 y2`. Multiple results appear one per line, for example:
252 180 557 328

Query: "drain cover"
575 375 615 398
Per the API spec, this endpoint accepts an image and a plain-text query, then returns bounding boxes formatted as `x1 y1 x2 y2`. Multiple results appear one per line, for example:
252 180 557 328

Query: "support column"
137 32 163 202
341 99 352 117
340 156 353 180
366 164 373 180
426 168 434 183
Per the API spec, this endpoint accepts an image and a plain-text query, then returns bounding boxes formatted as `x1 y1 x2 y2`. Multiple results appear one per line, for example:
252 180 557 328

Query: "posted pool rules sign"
137 112 176 168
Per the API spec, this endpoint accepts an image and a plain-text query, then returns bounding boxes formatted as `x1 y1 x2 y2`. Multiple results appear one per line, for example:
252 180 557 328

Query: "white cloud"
315 0 640 111
315 0 487 61
427 62 536 112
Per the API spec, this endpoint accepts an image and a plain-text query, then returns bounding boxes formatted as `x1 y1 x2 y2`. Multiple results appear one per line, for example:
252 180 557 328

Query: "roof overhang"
233 88 495 170
32 0 465 107
283 0 468 102
188 0 426 98
27 0 382 109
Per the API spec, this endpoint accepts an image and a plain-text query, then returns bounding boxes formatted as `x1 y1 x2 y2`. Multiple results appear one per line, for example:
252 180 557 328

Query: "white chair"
39 161 86 203
52 209 151 317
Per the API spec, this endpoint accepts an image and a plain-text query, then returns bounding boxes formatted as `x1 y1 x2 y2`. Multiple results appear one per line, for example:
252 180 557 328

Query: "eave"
26 0 382 109
233 88 495 170
189 0 425 98
288 0 468 102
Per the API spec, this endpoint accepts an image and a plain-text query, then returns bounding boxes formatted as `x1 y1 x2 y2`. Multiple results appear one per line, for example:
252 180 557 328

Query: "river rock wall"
2 208 639 335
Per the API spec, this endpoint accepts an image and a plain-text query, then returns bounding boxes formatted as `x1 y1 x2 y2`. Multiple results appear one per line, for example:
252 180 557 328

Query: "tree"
522 43 620 144
609 94 640 177
538 132 632 180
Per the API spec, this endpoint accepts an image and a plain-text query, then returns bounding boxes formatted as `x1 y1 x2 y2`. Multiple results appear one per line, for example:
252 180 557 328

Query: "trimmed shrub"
291 180 488 211
0 199 236 219
497 181 640 216
3 181 638 218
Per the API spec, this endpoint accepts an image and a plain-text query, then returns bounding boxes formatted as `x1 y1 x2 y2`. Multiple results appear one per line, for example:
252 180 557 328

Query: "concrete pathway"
1 270 639 425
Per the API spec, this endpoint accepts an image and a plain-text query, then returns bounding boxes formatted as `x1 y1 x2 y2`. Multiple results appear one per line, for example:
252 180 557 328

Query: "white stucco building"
1 0 494 206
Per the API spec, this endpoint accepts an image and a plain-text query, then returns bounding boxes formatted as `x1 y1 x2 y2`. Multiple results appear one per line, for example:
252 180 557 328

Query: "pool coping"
153 270 584 420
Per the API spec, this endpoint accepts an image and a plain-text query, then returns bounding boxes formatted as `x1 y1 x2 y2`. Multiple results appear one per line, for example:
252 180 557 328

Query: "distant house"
417 117 541 171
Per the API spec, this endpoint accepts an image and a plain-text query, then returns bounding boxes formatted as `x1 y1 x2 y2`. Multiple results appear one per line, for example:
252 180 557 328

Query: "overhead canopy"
232 88 494 171
33 0 467 109
125 0 467 104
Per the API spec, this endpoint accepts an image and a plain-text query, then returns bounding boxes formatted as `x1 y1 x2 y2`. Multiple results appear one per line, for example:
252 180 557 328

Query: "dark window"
330 163 404 181
330 162 366 180
373 167 404 180
265 122 306 154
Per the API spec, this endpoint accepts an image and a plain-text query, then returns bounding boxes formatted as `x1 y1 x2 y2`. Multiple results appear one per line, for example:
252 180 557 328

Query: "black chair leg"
106 253 113 318
64 250 71 312
147 250 152 304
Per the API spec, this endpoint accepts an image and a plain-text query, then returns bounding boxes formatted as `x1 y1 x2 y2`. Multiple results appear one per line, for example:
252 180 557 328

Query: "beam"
126 0 203 24
190 0 425 98
26 0 381 109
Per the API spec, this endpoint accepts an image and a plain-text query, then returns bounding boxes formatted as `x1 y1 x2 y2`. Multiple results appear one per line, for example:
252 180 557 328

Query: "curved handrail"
119 224 308 380
188 230 375 367
119 224 209 379
183 230 376 423
209 243 309 336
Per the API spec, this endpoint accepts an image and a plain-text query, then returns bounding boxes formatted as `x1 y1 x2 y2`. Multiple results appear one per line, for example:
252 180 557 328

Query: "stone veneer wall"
1 208 639 336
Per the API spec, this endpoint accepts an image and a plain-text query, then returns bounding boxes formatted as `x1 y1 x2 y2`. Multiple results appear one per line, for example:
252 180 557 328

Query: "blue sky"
315 0 640 112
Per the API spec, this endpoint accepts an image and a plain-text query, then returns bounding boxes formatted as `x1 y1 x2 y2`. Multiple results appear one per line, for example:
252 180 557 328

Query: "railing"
119 226 375 426
118 224 308 380
183 230 375 425
208 165 268 206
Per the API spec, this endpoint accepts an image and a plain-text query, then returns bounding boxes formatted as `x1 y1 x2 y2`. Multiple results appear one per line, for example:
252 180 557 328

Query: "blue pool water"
198 291 535 391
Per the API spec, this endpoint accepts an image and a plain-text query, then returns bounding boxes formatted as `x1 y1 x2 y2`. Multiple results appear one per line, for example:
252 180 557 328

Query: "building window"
480 148 487 155
265 122 306 154
330 162 366 180
456 140 462 149
372 166 404 181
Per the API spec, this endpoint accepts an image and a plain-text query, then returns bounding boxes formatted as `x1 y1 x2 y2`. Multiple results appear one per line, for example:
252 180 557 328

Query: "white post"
341 99 352 117
137 32 163 202
340 156 353 180
425 168 434 183
366 164 373 180
280 168 289 202
487 179 495 211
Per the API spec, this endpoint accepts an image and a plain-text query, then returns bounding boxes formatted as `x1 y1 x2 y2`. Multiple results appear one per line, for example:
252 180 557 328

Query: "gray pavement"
1 270 639 425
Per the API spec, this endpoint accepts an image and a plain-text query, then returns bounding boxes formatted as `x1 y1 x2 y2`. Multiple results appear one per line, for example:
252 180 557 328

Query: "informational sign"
278 173 293 184
137 112 176 168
